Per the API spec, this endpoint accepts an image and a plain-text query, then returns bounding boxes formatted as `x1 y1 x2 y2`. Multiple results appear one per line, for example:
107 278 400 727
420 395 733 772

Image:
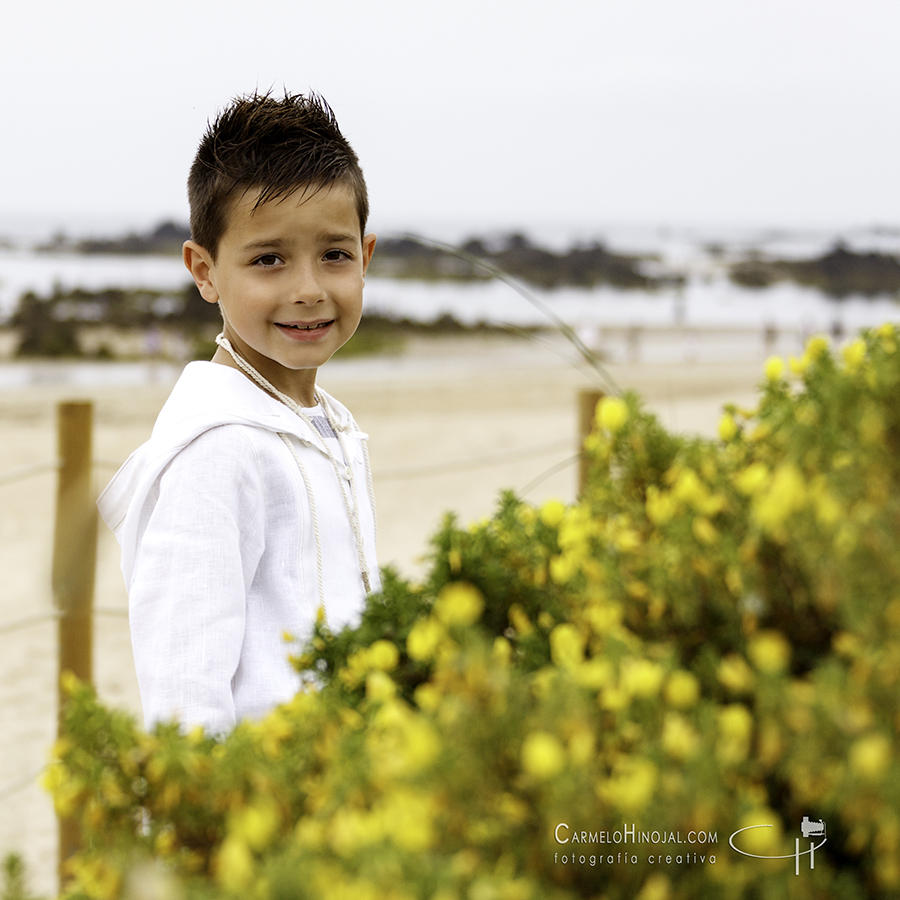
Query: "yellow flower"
615 529 642 553
850 733 892 781
752 463 806 532
764 356 785 381
381 790 437 852
215 834 255 889
717 704 754 763
718 413 738 441
154 828 177 857
492 636 512 666
622 659 665 698
757 720 784 767
367 639 400 672
549 553 578 585
567 727 596 766
433 582 484 626
68 857 122 900
600 685 630 710
673 468 705 506
508 604 534 636
636 873 671 900
366 670 397 703
748 630 791 673
719 703 753 739
833 451 853 469
664 670 700 708
806 335 830 359
877 322 897 353
47 772 82 818
662 713 699 760
645 485 676 525
328 808 382 856
230 797 280 852
413 683 441 712
39 762 65 795
597 396 629 433
602 758 658 812
539 498 566 528
406 617 446 661
842 337 867 371
735 810 783 854
521 732 566 779
400 718 441 772
550 623 585 671
573 658 613 690
626 580 649 599
725 566 743 596
813 488 841 526
692 516 718 545
584 600 623 635
832 632 862 658
717 654 754 693
558 505 594 550
59 670 81 696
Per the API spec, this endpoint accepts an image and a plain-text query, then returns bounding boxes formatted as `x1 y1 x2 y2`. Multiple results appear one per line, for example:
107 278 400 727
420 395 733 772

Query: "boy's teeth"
286 322 328 330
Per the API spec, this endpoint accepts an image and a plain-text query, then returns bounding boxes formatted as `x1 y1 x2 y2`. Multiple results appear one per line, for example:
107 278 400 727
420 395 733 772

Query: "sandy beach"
0 332 766 895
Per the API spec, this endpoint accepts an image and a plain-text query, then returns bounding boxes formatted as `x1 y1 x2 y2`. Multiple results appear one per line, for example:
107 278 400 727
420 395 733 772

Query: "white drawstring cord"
215 334 374 599
278 433 325 620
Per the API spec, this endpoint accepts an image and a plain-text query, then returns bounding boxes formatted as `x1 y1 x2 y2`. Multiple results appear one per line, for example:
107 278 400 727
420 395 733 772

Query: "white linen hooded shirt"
98 362 379 735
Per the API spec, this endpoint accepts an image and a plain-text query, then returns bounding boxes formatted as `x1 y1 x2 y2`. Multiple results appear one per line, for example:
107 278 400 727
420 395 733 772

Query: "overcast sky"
2 0 899 238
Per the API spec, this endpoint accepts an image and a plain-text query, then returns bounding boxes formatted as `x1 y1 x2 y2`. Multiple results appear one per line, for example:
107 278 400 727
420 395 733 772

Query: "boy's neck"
210 345 319 408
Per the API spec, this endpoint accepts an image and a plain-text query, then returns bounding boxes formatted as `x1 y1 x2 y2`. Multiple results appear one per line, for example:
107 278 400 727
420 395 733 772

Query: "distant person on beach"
98 92 379 734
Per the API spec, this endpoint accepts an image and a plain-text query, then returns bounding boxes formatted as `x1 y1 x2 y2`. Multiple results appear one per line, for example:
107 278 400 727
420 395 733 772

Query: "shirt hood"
97 361 359 536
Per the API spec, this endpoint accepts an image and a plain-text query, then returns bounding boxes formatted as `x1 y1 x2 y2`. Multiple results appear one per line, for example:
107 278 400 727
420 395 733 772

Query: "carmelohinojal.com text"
554 823 718 867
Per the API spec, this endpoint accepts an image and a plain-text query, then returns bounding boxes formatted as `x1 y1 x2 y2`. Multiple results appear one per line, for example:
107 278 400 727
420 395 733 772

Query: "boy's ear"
361 233 376 278
183 241 220 304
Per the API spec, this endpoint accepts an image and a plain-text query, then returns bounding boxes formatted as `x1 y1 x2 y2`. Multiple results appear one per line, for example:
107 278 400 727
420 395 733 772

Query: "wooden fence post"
52 401 96 879
578 389 605 496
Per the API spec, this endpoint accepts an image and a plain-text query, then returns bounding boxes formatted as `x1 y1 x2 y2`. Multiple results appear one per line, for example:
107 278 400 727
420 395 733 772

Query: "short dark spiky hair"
187 91 368 259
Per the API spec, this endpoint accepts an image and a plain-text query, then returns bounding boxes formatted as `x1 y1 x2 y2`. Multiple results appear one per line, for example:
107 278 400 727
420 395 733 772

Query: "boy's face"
184 182 375 405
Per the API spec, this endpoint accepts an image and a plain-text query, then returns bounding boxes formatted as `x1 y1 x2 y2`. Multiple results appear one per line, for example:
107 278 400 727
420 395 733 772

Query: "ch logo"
729 817 826 876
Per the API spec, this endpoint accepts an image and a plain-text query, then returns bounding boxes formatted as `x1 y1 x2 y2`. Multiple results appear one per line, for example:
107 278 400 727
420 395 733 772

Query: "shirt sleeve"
128 426 266 735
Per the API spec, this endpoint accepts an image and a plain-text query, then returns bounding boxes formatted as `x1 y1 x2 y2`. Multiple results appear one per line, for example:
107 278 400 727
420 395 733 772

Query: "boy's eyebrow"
240 237 291 253
240 232 358 252
317 231 359 244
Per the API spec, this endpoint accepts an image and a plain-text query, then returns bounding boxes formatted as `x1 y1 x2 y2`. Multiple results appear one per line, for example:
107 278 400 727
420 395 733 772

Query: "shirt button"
343 466 353 480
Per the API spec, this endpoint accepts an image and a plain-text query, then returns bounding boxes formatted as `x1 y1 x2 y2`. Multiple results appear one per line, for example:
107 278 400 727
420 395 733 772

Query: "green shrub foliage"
45 326 900 899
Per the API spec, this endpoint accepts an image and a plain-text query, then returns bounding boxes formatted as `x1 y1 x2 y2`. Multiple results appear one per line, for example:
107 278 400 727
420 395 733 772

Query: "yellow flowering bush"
42 326 900 899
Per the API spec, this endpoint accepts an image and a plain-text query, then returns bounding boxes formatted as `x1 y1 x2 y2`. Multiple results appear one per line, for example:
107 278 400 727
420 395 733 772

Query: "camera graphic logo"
729 817 826 876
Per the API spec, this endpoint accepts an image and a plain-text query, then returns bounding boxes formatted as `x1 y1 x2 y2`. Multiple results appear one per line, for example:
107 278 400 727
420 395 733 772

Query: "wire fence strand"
372 439 572 480
0 611 59 638
0 766 48 805
0 460 60 487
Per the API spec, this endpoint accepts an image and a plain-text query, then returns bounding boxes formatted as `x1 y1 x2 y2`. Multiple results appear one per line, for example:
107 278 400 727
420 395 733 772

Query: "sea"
1 218 899 384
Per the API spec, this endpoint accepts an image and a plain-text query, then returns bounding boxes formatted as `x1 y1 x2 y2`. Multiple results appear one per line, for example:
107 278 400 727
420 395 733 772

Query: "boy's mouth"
278 320 334 331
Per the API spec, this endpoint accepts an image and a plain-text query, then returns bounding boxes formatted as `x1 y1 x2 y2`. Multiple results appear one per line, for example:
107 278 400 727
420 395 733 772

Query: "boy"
98 92 380 735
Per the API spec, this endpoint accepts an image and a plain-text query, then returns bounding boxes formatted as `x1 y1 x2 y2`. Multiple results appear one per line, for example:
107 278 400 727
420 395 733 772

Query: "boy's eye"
323 249 351 262
254 254 282 267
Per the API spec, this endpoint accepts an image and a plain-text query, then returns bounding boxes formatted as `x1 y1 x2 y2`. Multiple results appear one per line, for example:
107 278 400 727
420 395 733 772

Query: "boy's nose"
290 265 326 304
